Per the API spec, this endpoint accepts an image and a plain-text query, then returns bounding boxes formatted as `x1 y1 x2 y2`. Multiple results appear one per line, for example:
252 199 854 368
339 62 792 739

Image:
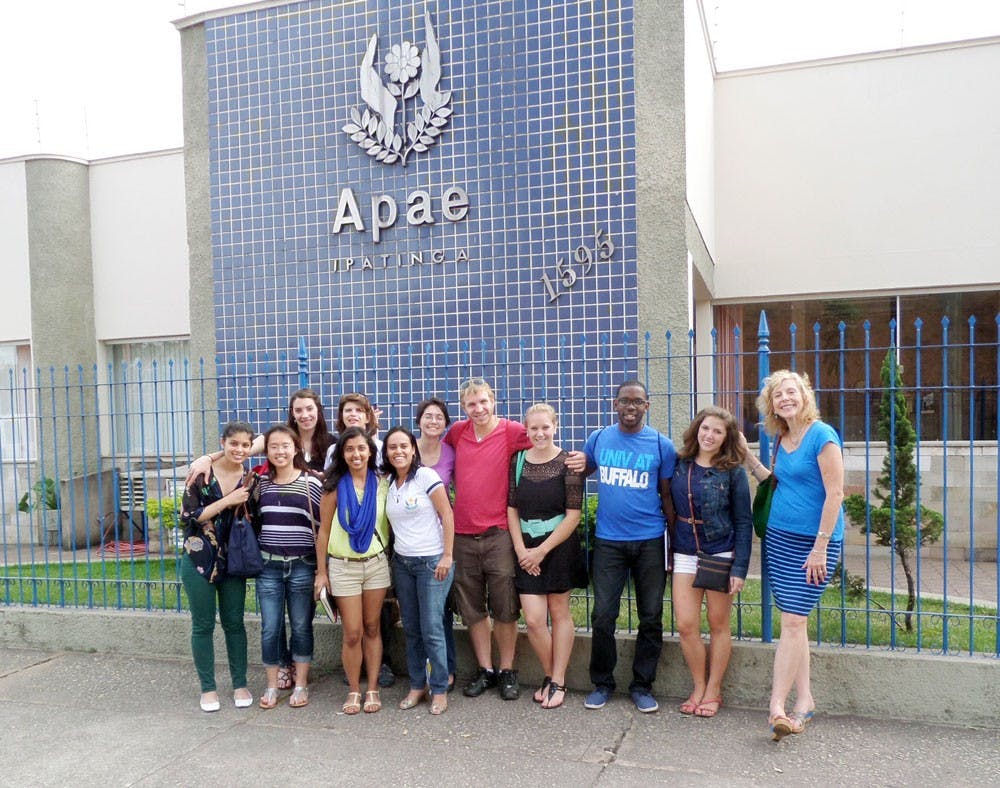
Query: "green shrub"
146 494 183 531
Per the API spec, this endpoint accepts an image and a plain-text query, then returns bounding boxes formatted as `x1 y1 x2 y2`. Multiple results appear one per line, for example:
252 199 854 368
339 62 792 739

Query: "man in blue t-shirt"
566 380 676 713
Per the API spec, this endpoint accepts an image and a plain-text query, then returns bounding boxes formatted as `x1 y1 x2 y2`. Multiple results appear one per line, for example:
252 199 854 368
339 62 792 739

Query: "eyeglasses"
421 412 445 421
459 377 486 390
616 398 648 408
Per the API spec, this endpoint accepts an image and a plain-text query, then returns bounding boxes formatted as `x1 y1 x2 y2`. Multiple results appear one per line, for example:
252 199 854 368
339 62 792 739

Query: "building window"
105 339 192 459
719 290 999 442
0 344 35 461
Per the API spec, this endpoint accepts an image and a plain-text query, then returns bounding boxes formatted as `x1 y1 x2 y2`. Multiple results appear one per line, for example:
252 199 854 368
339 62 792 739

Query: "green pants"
180 556 248 693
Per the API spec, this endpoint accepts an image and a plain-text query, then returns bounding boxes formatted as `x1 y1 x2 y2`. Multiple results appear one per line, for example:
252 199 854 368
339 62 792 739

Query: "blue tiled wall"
207 0 638 432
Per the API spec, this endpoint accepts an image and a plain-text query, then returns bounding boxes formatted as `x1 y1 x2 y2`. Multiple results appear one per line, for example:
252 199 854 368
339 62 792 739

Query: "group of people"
179 369 845 741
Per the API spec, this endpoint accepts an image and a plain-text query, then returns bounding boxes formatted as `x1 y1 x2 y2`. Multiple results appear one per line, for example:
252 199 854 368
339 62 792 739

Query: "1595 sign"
539 226 615 303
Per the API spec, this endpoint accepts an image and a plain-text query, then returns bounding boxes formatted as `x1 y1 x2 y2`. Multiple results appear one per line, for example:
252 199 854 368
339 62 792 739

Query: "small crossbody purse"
683 465 733 593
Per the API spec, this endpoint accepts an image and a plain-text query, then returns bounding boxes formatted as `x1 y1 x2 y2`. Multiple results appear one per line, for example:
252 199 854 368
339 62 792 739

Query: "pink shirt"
444 418 530 535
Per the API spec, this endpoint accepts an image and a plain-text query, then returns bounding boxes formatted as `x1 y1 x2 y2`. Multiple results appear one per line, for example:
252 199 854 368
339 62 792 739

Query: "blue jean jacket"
673 459 753 580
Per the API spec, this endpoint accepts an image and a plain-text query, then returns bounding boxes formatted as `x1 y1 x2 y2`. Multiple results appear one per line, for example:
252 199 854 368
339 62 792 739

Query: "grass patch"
0 558 259 614
2 561 996 655
567 578 997 656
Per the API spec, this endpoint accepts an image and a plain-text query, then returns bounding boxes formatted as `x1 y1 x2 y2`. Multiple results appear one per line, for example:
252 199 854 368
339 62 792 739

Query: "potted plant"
17 477 62 546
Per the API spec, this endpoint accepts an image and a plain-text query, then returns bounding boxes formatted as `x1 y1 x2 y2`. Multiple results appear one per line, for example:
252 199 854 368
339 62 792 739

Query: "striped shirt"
257 472 323 557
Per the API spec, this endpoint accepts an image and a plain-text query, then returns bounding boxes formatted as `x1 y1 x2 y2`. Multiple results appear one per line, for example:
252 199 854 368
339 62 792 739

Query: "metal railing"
1 312 997 656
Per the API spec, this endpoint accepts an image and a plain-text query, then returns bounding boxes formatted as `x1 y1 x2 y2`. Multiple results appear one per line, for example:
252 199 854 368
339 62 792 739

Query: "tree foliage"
844 349 943 630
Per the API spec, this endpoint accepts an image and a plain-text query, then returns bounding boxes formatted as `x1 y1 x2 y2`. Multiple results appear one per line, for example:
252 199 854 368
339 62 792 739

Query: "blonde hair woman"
747 370 845 741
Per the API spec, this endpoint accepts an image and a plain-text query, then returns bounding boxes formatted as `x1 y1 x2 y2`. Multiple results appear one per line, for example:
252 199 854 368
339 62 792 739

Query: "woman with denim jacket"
669 406 752 719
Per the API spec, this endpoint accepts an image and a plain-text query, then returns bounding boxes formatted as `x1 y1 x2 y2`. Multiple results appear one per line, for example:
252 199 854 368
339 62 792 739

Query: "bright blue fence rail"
1 313 997 656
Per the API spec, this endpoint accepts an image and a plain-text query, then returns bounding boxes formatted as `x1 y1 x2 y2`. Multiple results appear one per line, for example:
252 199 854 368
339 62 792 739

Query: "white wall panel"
90 151 189 340
714 41 1000 300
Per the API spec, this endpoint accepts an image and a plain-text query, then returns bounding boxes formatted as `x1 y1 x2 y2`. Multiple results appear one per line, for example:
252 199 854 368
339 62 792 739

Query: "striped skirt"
764 527 842 616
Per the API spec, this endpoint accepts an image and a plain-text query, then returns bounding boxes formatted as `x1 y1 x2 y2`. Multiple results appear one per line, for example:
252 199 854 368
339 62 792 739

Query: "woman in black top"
507 404 585 709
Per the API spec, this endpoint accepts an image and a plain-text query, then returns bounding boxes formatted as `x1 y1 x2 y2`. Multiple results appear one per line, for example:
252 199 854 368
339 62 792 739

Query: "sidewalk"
1 647 996 787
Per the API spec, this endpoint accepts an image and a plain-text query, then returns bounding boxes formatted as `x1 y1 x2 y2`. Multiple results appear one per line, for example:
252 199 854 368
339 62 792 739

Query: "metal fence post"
757 310 773 643
297 337 309 390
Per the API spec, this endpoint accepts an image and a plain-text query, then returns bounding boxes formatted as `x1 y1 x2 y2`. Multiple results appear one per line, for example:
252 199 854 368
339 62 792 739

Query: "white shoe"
234 689 253 708
200 693 221 712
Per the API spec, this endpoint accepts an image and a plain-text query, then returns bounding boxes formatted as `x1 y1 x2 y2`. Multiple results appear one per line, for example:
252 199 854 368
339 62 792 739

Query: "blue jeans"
589 536 665 694
256 554 316 666
392 553 454 695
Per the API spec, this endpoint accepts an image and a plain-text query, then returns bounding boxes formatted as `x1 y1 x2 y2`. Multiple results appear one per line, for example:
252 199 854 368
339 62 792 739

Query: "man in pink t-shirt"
444 378 531 700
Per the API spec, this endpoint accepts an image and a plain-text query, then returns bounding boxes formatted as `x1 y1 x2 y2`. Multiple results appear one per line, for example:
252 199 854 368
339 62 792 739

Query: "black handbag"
683 465 734 593
226 502 264 578
750 435 781 539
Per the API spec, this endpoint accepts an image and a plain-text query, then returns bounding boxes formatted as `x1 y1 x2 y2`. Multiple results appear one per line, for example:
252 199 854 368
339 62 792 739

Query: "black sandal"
543 682 566 709
532 675 551 704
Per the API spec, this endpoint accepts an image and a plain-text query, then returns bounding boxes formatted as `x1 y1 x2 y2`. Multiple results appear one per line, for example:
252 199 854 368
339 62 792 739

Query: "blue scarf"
337 471 379 554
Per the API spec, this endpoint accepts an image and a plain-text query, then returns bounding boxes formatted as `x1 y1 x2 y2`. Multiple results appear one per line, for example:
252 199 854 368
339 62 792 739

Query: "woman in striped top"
255 424 324 710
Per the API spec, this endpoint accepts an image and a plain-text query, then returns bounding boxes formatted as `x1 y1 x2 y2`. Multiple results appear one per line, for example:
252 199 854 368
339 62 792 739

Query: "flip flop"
679 696 701 715
259 687 279 710
289 686 309 708
694 697 722 717
276 666 294 690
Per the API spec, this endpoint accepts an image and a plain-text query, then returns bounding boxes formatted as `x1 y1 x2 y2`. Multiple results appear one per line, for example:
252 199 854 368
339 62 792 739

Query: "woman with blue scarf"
314 427 390 714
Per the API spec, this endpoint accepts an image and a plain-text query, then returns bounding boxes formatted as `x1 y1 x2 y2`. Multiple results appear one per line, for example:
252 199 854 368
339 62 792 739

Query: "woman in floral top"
179 420 257 713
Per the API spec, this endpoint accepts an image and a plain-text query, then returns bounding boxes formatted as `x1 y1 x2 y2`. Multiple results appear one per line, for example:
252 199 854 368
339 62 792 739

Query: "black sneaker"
463 667 497 698
498 669 520 700
377 663 396 688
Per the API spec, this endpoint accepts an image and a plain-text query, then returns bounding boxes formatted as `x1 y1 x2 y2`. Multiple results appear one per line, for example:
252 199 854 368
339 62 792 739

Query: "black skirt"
515 530 589 595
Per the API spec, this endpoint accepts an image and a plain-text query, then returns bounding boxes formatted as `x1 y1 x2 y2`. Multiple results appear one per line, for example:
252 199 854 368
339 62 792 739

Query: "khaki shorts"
328 551 391 597
452 528 519 625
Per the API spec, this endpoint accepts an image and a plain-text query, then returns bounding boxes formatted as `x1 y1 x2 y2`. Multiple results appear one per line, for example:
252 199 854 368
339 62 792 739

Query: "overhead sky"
2 0 999 160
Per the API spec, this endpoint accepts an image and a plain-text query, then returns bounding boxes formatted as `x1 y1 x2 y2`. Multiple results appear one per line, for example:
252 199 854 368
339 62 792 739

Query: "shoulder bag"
226 471 264 578
751 435 781 540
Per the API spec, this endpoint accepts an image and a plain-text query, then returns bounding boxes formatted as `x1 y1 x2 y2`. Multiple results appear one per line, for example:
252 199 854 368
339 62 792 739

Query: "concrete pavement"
1 646 997 787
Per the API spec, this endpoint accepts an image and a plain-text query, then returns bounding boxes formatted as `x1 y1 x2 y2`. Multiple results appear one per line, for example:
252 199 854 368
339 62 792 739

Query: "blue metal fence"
1 312 997 656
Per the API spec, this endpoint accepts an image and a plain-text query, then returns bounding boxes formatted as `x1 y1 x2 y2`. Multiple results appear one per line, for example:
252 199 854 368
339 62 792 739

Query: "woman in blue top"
749 370 845 741
670 406 752 719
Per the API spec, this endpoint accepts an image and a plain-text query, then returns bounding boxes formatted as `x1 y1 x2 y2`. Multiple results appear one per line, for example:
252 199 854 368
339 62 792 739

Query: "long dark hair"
380 426 422 480
676 406 745 470
263 424 310 479
286 388 333 467
323 426 378 491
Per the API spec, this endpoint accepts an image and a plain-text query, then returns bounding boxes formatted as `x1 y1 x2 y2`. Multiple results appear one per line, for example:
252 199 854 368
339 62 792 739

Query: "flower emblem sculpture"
343 12 453 167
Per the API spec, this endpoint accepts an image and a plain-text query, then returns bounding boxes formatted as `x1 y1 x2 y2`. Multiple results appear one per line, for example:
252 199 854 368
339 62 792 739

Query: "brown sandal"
276 666 294 690
769 713 803 741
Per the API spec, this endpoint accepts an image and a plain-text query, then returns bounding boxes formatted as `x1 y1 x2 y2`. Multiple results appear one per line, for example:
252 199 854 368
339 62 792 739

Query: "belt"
460 526 502 540
329 551 385 563
676 515 704 525
261 550 308 563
